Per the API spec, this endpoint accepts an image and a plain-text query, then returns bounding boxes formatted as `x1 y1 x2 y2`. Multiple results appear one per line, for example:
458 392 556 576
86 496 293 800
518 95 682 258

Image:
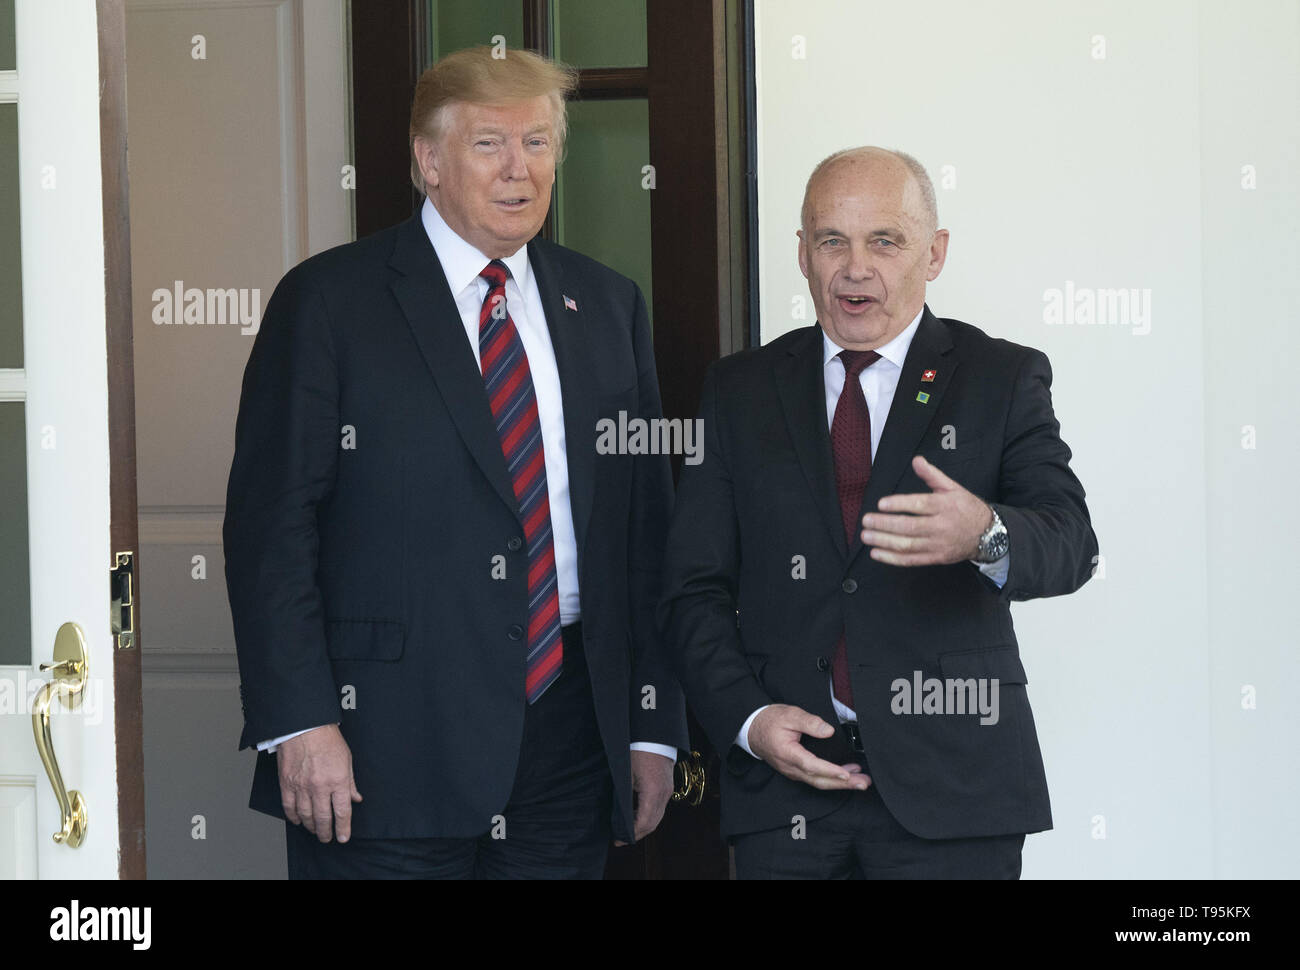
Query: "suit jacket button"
508 624 524 641
842 578 858 593
816 656 830 671
507 536 523 552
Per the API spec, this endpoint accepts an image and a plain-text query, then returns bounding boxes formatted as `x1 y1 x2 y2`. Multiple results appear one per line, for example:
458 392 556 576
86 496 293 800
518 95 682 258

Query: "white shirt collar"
421 195 532 295
822 305 926 371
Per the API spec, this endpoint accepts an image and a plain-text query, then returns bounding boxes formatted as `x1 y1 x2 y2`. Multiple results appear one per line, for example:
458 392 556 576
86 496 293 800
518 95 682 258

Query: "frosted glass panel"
555 98 652 324
430 0 523 60
553 0 646 68
0 402 30 666
0 102 20 368
0 0 14 72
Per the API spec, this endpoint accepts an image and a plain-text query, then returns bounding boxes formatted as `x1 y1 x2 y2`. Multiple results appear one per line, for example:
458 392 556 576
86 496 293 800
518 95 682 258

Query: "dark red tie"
478 260 562 703
829 349 881 709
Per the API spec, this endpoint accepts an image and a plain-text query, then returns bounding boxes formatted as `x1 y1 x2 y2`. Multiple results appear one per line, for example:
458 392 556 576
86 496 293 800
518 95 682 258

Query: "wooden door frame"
350 1 430 239
645 0 753 424
97 0 146 880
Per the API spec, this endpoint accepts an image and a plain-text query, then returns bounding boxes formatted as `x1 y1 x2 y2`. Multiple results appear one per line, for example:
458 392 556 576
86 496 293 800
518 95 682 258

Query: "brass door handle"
31 622 89 847
672 750 706 807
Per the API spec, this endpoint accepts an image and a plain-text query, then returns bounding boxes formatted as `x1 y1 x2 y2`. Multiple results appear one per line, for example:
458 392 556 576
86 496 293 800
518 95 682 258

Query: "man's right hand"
276 724 363 843
747 704 871 791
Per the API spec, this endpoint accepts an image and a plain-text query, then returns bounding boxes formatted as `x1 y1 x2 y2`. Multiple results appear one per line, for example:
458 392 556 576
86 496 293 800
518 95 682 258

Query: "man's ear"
796 229 810 280
413 135 440 190
926 228 950 282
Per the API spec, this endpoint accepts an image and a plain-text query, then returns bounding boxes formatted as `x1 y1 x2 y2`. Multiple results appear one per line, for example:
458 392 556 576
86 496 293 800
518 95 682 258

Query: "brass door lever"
32 622 90 847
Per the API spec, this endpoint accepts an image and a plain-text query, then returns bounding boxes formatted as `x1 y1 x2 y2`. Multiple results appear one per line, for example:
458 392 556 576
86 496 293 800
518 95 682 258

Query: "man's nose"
500 140 529 179
844 242 875 279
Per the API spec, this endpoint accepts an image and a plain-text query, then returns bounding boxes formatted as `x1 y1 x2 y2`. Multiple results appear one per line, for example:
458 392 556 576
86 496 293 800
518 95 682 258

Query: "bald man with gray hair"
661 144 1097 879
802 147 938 235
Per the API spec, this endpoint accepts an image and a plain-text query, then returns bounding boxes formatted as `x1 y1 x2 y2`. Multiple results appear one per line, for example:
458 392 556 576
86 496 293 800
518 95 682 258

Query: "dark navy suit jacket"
224 210 688 842
660 308 1097 840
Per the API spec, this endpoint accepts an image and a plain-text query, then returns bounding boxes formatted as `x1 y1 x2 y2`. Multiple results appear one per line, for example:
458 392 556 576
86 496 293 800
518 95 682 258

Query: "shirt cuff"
973 552 1010 588
257 724 335 753
630 742 679 762
735 705 772 759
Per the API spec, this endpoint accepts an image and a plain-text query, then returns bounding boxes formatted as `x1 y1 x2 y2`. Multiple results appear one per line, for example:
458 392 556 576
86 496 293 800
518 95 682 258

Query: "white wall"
755 0 1298 878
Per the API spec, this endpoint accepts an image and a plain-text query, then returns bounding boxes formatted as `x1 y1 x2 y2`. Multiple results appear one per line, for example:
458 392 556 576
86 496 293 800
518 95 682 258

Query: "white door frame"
0 0 142 880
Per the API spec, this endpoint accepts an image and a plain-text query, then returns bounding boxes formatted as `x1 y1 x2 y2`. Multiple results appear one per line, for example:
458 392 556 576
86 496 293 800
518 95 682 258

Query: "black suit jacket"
224 210 688 843
660 307 1097 840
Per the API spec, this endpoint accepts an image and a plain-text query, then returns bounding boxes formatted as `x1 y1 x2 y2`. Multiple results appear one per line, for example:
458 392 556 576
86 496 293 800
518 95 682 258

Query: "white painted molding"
126 0 306 271
0 369 25 402
126 0 291 10
277 0 307 270
138 506 225 545
143 649 239 673
143 671 241 690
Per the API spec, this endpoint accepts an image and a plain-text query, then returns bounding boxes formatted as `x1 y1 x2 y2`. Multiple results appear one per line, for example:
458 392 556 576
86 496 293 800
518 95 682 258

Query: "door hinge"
111 551 135 650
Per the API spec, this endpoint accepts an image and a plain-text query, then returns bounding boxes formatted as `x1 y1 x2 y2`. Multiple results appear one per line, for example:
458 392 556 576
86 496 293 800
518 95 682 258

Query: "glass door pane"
555 98 652 323
430 0 523 60
552 0 646 67
0 101 20 368
0 0 14 72
0 401 29 665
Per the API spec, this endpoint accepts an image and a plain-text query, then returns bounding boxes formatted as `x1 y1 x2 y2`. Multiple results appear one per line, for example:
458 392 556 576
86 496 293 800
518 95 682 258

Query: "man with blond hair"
225 46 687 878
661 146 1097 878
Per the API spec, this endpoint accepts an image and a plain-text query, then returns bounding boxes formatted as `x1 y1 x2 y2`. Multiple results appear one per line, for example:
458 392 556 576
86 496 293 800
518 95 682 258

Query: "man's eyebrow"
811 226 908 242
468 124 553 137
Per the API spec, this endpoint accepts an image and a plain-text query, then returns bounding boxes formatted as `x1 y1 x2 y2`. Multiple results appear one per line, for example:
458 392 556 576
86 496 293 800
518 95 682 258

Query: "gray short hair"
801 147 938 235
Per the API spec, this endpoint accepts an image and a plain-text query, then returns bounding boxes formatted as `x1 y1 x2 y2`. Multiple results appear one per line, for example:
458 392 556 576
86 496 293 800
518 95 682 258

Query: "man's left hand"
860 455 993 566
615 750 676 846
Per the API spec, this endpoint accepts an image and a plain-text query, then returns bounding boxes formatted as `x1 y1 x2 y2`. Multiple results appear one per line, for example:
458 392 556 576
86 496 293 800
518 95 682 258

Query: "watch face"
984 532 1009 561
980 512 1009 562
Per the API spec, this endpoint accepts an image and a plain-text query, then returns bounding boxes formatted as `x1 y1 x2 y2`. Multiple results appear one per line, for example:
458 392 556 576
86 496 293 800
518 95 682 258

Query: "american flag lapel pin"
564 295 578 312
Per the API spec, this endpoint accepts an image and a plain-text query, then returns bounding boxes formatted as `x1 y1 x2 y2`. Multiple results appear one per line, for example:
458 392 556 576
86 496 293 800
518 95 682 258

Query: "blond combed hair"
408 46 579 192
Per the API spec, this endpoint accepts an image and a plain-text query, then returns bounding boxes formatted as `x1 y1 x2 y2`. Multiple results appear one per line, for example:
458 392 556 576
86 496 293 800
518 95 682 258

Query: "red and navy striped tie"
478 260 563 703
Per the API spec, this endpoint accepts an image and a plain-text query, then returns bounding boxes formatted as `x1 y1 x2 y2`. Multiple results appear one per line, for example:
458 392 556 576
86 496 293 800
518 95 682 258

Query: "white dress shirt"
260 198 676 763
736 308 1010 756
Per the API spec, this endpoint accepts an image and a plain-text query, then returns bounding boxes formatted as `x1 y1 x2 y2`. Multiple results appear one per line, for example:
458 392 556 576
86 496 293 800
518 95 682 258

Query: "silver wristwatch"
975 505 1009 563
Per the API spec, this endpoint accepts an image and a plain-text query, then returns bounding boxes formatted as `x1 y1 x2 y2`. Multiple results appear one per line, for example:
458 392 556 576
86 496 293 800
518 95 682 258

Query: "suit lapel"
775 326 848 558
387 211 520 520
849 305 956 563
529 239 596 560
